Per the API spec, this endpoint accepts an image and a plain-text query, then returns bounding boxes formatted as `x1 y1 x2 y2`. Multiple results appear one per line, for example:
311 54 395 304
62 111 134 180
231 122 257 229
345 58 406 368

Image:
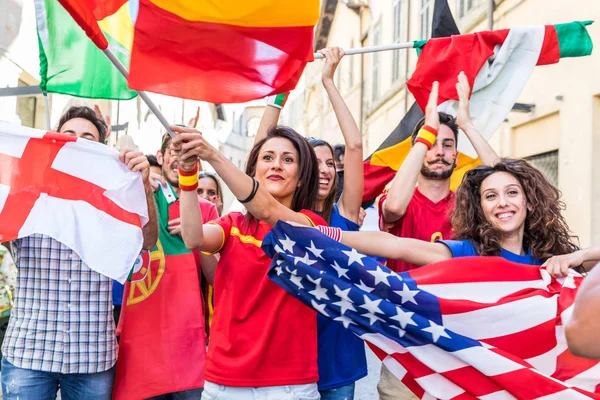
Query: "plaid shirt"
2 234 117 374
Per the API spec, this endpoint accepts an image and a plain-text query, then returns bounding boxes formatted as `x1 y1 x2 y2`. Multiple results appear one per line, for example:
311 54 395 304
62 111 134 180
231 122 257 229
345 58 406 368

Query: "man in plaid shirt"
0 106 158 399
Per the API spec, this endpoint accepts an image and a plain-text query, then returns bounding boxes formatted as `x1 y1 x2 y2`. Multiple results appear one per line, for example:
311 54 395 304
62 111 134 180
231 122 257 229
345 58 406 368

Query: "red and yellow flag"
128 0 320 103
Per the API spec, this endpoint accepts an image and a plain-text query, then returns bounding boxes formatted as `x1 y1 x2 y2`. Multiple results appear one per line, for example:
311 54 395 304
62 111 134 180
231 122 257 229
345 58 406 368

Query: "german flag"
362 0 479 204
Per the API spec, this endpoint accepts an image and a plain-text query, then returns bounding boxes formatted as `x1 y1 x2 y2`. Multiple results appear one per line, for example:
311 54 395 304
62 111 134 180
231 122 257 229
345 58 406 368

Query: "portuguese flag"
114 185 205 399
362 20 593 203
34 0 136 99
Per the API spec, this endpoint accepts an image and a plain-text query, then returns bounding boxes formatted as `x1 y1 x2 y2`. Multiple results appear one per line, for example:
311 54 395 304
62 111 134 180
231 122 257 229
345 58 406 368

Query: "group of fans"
1 47 600 400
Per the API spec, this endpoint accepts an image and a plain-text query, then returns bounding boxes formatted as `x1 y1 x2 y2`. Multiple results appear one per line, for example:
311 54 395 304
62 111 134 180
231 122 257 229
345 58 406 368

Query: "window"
458 0 475 19
392 0 403 83
371 23 381 102
525 150 559 187
420 0 433 40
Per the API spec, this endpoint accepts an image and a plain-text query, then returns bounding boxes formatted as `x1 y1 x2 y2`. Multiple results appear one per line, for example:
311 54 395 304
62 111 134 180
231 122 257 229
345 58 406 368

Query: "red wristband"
178 163 199 191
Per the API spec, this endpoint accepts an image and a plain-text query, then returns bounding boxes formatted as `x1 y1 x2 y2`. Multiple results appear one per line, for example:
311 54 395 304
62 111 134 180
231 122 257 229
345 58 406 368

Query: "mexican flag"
34 0 136 100
407 21 593 158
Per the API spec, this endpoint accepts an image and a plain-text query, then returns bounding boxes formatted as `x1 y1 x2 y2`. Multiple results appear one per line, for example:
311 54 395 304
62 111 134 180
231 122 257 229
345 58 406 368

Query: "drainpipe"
488 0 494 30
403 0 411 114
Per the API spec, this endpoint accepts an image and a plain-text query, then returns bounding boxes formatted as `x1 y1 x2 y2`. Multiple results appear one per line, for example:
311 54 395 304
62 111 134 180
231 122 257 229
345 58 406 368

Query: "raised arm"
334 229 452 266
565 259 600 358
456 71 500 167
172 127 315 227
119 149 158 250
320 47 363 224
382 82 440 224
254 93 288 145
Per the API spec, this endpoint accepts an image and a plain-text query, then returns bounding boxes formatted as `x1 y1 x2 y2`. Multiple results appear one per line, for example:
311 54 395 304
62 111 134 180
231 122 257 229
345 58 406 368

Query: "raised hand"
94 104 112 142
456 71 475 132
424 81 440 131
319 47 345 85
187 106 200 128
119 149 150 185
170 125 217 171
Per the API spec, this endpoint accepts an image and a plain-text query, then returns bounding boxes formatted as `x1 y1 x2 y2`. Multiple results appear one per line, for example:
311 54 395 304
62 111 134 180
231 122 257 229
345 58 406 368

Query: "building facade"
291 0 600 247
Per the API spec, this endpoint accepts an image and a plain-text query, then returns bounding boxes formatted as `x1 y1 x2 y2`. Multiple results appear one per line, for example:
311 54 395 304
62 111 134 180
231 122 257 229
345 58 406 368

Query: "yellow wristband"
417 129 437 146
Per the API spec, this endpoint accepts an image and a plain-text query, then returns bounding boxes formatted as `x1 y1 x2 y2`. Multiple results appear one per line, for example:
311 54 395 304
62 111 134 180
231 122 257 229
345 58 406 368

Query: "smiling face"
313 145 336 201
254 137 300 207
197 176 219 204
59 118 100 142
480 171 528 237
420 124 457 180
158 141 179 187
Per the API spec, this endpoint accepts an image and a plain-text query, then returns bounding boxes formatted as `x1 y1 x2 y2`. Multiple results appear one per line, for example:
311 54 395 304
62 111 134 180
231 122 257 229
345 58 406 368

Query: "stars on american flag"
294 251 317 266
279 235 296 253
332 285 356 314
311 300 329 317
390 306 417 329
331 260 350 279
342 248 367 266
421 320 450 343
368 265 393 286
306 241 325 259
395 283 420 305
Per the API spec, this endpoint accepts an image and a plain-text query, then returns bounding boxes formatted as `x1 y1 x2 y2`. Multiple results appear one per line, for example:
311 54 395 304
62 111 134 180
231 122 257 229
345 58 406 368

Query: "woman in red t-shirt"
172 125 326 400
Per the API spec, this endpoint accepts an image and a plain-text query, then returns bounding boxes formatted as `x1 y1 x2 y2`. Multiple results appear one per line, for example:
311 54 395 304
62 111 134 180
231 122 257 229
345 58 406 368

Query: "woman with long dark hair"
172 125 326 400
320 158 596 274
255 47 367 399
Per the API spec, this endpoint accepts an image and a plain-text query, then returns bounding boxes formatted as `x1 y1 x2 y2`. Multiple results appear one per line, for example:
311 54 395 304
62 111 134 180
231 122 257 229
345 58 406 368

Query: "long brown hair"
451 158 578 259
244 126 319 226
306 138 337 224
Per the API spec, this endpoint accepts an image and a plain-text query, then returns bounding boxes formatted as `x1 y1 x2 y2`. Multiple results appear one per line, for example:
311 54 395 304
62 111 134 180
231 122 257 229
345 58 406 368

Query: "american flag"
262 222 600 399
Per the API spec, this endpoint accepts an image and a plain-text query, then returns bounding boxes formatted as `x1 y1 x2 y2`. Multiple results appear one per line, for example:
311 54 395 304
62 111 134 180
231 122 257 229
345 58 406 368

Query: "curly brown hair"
451 158 578 259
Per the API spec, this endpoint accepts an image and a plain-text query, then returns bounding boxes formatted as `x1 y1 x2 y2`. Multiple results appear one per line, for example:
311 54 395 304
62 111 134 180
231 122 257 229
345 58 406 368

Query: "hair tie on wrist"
238 178 259 204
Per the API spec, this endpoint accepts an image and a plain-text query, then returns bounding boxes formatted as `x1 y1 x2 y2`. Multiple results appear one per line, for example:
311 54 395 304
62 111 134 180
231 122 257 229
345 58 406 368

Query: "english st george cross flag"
0 122 148 283
263 222 600 399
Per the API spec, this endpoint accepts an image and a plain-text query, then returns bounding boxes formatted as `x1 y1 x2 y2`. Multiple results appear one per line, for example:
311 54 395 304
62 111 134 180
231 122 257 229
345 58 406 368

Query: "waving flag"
36 0 136 99
263 222 600 399
407 21 593 159
126 0 320 103
0 122 148 282
362 0 466 204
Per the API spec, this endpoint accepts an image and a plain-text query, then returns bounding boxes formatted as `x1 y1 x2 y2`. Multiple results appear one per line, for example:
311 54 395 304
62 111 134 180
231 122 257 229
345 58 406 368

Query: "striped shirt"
2 234 117 374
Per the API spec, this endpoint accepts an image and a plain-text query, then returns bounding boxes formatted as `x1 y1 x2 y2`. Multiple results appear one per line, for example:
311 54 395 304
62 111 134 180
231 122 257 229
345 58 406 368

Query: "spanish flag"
127 0 319 103
58 0 319 104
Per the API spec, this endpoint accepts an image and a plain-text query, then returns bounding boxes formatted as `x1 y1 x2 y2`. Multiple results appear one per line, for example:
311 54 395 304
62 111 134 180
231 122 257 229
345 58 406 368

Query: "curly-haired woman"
321 158 597 276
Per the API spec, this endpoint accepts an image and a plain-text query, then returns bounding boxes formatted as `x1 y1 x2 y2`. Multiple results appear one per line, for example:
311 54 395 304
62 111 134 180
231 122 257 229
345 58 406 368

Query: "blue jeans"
1 358 115 400
319 382 355 400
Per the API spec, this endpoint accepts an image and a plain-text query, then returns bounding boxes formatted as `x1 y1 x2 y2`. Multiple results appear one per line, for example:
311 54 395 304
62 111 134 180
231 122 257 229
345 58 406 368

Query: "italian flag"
407 21 593 158
0 121 148 282
34 0 136 100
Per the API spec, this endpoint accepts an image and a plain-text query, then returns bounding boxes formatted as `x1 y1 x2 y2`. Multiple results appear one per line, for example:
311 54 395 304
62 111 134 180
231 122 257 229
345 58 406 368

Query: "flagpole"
313 41 415 59
102 48 175 138
43 92 51 130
